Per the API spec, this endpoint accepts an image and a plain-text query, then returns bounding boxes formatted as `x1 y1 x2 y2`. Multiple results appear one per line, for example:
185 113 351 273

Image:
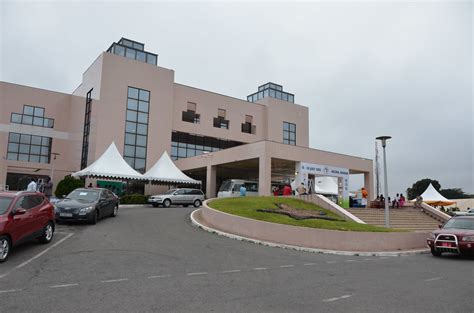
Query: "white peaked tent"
143 151 201 185
314 176 338 195
412 183 456 206
72 142 145 180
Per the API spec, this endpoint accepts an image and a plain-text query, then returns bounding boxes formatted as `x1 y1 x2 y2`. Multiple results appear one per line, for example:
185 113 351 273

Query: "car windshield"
219 180 232 192
164 189 177 195
443 218 474 230
66 190 100 202
0 197 13 215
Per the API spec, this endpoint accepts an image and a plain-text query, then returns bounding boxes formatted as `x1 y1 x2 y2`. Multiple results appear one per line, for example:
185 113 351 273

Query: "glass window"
125 133 136 145
29 155 40 163
290 123 296 132
9 133 20 142
178 147 186 158
128 87 139 99
33 117 43 126
126 111 137 122
31 136 42 145
41 146 49 155
283 122 289 131
136 51 146 62
127 99 138 110
137 112 148 124
135 147 146 158
40 156 49 163
8 143 18 152
125 48 136 59
43 118 54 128
20 134 31 144
133 42 144 50
42 137 51 146
7 153 17 160
124 157 134 167
121 39 133 48
23 105 34 115
34 107 44 117
269 89 275 98
146 54 157 65
126 122 137 133
136 135 147 147
19 144 30 153
11 113 22 123
276 91 282 99
288 95 294 103
136 123 147 135
18 154 29 161
22 115 33 125
138 101 148 112
134 158 145 171
114 45 125 56
124 145 135 157
139 90 150 102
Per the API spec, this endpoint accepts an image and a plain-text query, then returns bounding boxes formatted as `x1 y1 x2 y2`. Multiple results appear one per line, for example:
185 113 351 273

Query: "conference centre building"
0 38 374 206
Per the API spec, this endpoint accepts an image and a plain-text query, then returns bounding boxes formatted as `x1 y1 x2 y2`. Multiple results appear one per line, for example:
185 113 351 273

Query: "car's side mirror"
14 208 27 215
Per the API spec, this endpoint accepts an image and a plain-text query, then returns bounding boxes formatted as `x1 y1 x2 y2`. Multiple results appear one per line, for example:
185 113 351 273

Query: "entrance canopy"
144 151 201 185
413 183 456 206
72 142 145 180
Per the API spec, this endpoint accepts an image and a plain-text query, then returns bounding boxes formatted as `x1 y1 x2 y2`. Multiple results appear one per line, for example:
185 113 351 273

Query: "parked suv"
0 191 55 263
148 188 204 208
427 216 474 257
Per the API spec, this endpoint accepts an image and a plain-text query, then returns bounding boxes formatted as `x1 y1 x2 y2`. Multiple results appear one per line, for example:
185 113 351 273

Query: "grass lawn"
208 197 401 232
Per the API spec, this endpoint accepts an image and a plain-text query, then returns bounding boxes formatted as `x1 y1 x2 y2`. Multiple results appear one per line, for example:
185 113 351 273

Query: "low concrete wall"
295 194 365 223
203 200 429 252
420 203 451 222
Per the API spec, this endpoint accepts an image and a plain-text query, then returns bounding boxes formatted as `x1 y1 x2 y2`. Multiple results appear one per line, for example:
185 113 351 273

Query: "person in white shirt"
26 177 37 192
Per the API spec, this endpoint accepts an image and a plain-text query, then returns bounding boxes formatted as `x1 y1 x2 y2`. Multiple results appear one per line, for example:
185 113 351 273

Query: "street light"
376 136 391 228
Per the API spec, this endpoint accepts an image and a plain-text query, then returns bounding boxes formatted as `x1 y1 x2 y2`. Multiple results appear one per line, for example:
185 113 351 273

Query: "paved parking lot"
0 205 472 313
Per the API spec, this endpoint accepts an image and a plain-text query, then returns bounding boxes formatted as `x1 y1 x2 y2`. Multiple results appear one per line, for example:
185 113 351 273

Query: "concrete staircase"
346 207 441 231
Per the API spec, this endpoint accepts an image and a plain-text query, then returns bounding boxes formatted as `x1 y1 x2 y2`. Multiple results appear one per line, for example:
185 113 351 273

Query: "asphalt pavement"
0 205 472 313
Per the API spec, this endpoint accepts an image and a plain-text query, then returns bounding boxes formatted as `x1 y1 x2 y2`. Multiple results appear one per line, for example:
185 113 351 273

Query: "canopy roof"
72 142 145 180
143 151 201 184
413 183 456 206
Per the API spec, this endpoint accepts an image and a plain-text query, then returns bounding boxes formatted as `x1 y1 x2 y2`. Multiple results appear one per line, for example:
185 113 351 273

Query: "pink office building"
0 38 373 204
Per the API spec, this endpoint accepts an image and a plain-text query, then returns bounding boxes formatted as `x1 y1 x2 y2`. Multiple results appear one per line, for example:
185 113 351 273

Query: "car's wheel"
0 236 11 263
38 222 54 244
89 210 98 225
152 203 159 208
431 247 442 257
193 199 202 208
163 199 171 208
111 205 118 217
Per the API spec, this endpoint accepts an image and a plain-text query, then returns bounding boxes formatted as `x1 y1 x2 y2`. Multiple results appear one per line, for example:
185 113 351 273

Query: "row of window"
247 88 295 103
81 89 93 169
108 43 157 65
6 132 52 164
124 87 150 173
170 131 242 160
10 105 54 128
283 122 296 145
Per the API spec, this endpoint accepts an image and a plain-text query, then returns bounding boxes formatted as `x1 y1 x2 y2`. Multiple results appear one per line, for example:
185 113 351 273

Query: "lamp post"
376 136 391 228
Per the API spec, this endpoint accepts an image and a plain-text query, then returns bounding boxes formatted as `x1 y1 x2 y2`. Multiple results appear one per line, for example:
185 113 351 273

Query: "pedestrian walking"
43 177 53 200
26 177 37 192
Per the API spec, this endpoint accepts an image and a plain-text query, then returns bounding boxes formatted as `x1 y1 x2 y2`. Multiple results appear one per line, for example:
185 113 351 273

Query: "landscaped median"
193 197 430 254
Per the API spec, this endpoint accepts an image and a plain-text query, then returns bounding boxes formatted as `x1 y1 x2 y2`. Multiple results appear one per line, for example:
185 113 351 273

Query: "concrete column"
0 159 7 189
206 165 216 199
364 171 374 202
259 156 271 196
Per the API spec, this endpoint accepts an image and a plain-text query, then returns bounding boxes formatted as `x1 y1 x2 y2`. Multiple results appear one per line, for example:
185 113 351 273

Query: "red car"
0 191 55 263
427 216 474 257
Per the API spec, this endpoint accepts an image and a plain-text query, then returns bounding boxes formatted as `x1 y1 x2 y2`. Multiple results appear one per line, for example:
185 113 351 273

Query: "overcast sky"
1 1 472 195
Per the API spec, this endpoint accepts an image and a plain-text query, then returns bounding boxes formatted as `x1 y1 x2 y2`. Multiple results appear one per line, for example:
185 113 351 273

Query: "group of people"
26 176 54 200
272 183 295 196
375 193 406 208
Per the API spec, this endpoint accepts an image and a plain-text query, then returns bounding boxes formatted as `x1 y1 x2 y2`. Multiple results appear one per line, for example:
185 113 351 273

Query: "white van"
217 179 259 198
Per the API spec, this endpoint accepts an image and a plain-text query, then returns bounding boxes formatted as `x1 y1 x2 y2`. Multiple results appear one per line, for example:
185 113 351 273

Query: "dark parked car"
55 188 119 224
148 188 204 208
0 191 55 263
427 216 474 257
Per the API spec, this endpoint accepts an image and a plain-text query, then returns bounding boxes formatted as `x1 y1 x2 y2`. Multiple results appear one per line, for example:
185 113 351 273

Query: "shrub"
120 194 149 204
55 176 85 197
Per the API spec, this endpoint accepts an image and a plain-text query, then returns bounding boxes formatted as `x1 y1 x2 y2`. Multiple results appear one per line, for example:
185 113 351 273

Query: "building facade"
0 38 373 202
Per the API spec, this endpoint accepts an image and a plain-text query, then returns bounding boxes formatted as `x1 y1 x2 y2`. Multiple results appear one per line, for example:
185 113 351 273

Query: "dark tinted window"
189 190 203 195
0 197 13 215
174 190 186 195
27 195 43 209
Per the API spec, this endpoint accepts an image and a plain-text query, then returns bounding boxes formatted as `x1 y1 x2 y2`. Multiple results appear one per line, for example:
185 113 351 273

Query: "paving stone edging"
190 209 429 257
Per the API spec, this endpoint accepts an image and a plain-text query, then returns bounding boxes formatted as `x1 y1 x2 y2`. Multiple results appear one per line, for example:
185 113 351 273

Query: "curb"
190 209 430 257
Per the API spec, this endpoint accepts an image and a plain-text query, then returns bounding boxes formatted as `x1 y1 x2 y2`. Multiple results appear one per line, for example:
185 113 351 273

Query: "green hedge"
120 194 149 204
55 176 85 198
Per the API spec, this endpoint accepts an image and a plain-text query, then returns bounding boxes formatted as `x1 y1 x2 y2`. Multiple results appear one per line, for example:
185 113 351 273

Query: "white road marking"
364 258 372 261
253 267 268 271
0 233 74 280
327 261 337 264
279 265 295 268
303 263 316 266
101 278 128 283
424 277 444 282
323 294 353 302
0 289 22 294
379 257 391 260
148 274 171 279
346 259 357 262
221 270 241 274
50 283 79 288
187 272 208 276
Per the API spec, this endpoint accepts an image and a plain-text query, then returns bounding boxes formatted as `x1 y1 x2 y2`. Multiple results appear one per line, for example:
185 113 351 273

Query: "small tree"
55 176 85 198
406 178 441 200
